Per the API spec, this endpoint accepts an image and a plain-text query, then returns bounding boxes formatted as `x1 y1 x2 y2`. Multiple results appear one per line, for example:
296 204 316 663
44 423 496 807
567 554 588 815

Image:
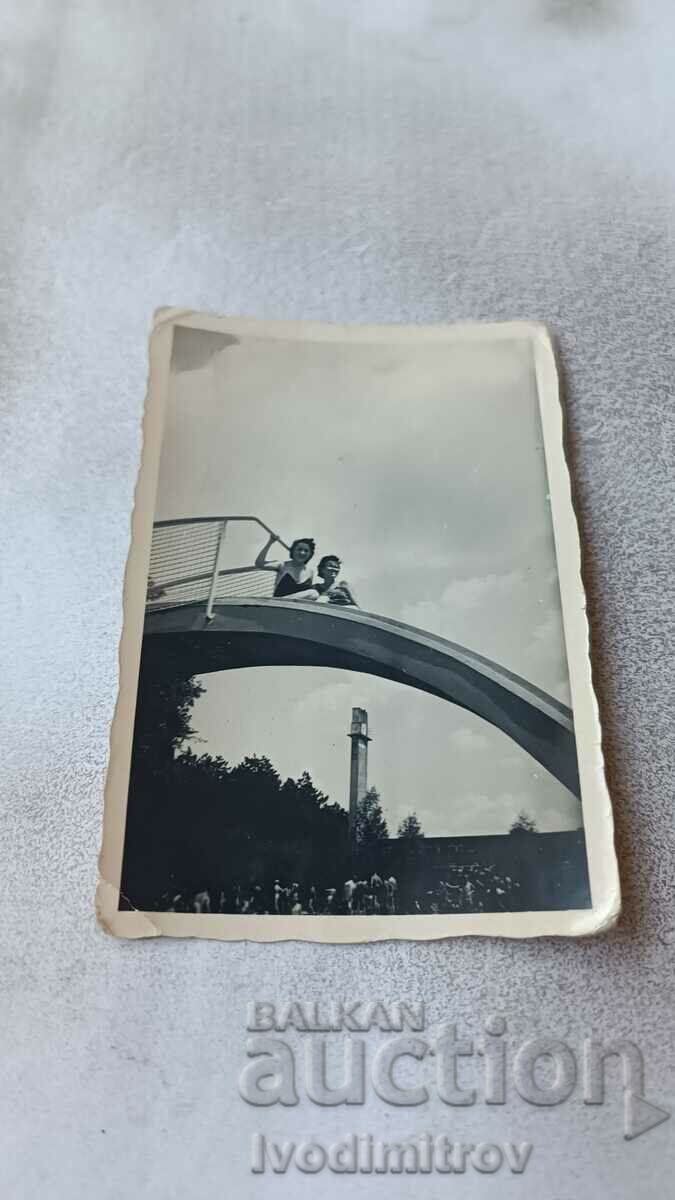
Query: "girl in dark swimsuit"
255 534 320 599
274 571 317 598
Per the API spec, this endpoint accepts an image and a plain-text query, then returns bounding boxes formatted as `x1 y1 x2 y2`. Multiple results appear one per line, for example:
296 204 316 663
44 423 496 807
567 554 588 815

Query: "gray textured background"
1 1 674 1196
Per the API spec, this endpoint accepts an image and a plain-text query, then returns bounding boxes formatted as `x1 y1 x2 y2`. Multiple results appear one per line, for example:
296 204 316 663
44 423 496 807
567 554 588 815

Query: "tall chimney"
348 707 371 840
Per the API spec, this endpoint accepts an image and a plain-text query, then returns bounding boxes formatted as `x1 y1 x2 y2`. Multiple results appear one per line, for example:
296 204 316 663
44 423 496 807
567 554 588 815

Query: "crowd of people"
411 861 521 914
163 873 398 916
160 860 522 916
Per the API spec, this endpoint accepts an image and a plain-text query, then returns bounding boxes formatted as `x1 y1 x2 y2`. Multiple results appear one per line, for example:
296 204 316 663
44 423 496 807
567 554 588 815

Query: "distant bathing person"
315 555 358 607
255 533 320 600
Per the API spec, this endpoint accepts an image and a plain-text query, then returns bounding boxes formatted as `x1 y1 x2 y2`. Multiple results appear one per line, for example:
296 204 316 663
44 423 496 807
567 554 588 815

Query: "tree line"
120 667 425 908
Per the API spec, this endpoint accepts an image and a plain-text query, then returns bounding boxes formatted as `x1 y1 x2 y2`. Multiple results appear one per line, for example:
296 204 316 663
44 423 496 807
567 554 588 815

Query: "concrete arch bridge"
144 517 579 797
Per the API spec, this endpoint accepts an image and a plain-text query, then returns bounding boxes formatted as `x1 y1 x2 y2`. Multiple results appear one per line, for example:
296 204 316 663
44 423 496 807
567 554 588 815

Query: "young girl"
255 533 320 599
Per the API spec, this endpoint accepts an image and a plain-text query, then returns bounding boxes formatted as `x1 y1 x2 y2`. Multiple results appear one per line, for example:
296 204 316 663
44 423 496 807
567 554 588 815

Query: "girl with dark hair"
316 555 358 606
255 532 320 599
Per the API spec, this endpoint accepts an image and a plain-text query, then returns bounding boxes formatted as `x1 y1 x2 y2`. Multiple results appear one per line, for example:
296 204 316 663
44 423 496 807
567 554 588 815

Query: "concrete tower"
348 707 371 837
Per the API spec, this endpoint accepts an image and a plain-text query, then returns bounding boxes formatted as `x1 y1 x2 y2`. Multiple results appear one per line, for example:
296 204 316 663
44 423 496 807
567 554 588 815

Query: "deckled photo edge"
97 312 180 939
532 329 620 932
97 311 620 941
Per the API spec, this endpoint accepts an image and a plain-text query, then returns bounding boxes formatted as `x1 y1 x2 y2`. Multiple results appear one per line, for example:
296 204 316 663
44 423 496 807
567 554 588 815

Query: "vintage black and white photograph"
99 313 619 939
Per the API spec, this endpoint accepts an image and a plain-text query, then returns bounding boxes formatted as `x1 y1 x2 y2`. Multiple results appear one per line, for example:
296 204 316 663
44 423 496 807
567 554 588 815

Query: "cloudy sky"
154 326 580 836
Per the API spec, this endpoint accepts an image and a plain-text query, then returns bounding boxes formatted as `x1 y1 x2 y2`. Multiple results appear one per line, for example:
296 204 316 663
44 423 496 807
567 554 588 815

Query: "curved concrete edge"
146 597 573 729
143 599 580 796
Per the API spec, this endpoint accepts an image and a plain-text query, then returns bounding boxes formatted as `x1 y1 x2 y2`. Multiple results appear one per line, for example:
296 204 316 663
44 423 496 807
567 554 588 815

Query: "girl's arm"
255 533 283 571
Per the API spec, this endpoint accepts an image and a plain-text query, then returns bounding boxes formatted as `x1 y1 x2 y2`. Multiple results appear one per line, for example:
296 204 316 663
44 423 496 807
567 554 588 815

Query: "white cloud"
401 566 570 701
448 726 491 753
441 570 525 612
292 681 354 723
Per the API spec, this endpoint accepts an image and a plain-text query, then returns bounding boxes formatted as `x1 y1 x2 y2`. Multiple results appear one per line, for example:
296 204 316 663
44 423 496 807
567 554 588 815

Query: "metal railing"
146 516 289 619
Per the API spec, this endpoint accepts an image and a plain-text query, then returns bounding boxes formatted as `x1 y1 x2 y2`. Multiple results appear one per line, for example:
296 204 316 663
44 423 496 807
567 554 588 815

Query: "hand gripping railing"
146 516 289 619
